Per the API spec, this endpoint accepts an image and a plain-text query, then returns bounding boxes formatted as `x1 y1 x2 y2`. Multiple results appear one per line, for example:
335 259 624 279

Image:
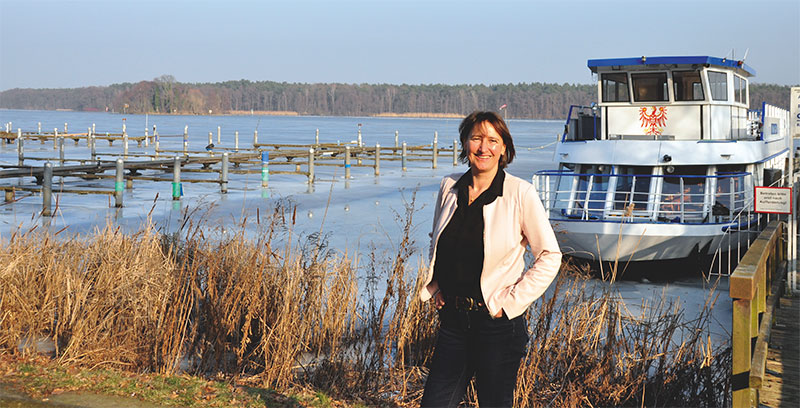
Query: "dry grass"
0 198 730 407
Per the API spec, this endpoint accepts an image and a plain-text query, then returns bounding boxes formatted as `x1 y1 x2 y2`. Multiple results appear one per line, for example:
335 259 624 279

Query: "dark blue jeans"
420 304 528 407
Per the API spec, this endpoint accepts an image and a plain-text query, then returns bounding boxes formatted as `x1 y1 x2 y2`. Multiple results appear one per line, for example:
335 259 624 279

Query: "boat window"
602 73 630 102
708 71 728 101
734 75 746 104
574 165 611 215
673 71 704 101
715 165 747 218
613 166 652 211
631 73 668 102
659 166 707 222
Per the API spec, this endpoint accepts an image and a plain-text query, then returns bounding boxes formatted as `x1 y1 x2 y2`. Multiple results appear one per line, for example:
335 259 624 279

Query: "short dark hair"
458 111 515 169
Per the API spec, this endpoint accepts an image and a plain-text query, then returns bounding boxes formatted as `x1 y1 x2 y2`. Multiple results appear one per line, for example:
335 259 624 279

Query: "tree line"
0 75 794 119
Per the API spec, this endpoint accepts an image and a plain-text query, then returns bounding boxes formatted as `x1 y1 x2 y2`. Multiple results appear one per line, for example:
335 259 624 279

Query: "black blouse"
433 169 505 300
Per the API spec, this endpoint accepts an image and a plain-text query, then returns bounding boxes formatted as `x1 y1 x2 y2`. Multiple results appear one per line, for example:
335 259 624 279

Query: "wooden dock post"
453 138 458 166
53 129 58 149
38 122 41 134
221 152 229 194
235 131 239 152
92 123 96 134
115 158 124 208
154 130 160 155
345 146 351 179
183 130 188 154
172 157 181 200
254 130 258 145
42 162 53 216
64 123 68 133
357 126 362 147
4 188 13 202
315 129 319 146
432 131 438 169
395 131 399 149
208 132 213 147
217 126 221 144
261 152 269 187
17 130 23 166
374 144 380 176
58 137 65 165
307 148 315 184
402 142 407 172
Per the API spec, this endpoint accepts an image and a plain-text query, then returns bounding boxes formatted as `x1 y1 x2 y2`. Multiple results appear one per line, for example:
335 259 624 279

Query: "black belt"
446 295 488 313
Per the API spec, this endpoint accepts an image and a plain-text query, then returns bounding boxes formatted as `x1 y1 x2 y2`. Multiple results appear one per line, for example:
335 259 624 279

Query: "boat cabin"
565 56 756 142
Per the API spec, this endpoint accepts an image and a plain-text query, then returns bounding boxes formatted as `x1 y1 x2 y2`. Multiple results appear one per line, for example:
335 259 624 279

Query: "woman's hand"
493 309 503 318
433 290 445 309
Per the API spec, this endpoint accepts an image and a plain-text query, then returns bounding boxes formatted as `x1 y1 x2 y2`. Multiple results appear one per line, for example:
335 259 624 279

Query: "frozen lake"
0 109 732 346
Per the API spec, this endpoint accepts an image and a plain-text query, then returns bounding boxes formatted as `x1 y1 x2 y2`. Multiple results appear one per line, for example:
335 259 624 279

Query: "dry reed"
0 198 730 406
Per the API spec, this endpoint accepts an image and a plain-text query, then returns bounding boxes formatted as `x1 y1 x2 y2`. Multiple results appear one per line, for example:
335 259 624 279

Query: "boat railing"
533 171 752 224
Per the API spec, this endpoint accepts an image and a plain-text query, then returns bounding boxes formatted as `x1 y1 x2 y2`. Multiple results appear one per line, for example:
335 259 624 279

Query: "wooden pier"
0 126 460 215
729 220 799 407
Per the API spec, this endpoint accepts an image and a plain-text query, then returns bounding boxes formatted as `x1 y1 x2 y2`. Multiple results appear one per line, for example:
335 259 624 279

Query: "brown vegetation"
0 199 730 406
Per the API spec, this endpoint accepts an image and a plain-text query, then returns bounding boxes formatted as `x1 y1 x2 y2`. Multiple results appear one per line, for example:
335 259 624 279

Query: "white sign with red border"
754 186 793 214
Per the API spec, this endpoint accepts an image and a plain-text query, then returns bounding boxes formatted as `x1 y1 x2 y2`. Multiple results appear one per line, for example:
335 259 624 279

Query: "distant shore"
1 108 467 119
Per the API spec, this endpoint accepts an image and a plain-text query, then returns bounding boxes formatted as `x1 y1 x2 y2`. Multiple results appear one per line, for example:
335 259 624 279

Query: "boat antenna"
741 48 749 64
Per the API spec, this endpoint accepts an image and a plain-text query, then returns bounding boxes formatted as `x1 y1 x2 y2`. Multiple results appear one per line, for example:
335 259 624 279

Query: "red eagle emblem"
639 107 667 135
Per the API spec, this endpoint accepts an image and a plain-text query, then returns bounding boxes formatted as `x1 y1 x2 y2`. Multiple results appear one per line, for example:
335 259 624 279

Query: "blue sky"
0 0 798 91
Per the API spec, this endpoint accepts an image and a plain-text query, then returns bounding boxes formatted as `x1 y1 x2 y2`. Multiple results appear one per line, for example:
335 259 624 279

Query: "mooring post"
261 151 269 187
234 131 239 152
208 131 213 147
345 146 351 179
92 123 96 134
432 131 438 169
374 144 380 176
357 126 362 147
17 130 24 166
58 137 65 165
217 126 221 144
53 128 58 149
143 130 149 147
221 152 229 193
123 132 129 158
115 158 124 207
315 128 319 146
453 138 458 166
394 131 399 151
42 162 53 216
4 188 13 202
155 128 160 155
183 129 188 154
253 129 258 145
90 134 96 162
401 142 407 171
38 122 42 134
308 148 315 184
87 127 92 146
172 156 182 200
64 123 68 133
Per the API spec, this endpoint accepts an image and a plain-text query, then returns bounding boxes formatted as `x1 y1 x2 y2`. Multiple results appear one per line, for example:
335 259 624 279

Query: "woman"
419 111 561 407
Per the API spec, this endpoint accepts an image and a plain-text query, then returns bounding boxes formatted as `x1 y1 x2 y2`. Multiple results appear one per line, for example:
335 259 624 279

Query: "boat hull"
551 219 742 262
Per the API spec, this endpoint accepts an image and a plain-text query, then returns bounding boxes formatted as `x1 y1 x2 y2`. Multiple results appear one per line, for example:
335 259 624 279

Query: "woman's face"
467 121 506 175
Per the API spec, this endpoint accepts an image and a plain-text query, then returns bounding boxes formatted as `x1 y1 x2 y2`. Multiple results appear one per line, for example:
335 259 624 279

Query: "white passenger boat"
533 56 792 263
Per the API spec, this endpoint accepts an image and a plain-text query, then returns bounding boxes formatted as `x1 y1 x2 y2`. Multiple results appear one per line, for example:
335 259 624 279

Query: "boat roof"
587 56 756 77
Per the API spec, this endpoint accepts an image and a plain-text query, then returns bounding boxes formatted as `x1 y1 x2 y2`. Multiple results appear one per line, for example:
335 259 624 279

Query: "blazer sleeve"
503 181 562 318
428 177 447 262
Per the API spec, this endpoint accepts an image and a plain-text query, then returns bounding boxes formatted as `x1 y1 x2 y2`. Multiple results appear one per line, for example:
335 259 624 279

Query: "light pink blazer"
419 171 562 319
